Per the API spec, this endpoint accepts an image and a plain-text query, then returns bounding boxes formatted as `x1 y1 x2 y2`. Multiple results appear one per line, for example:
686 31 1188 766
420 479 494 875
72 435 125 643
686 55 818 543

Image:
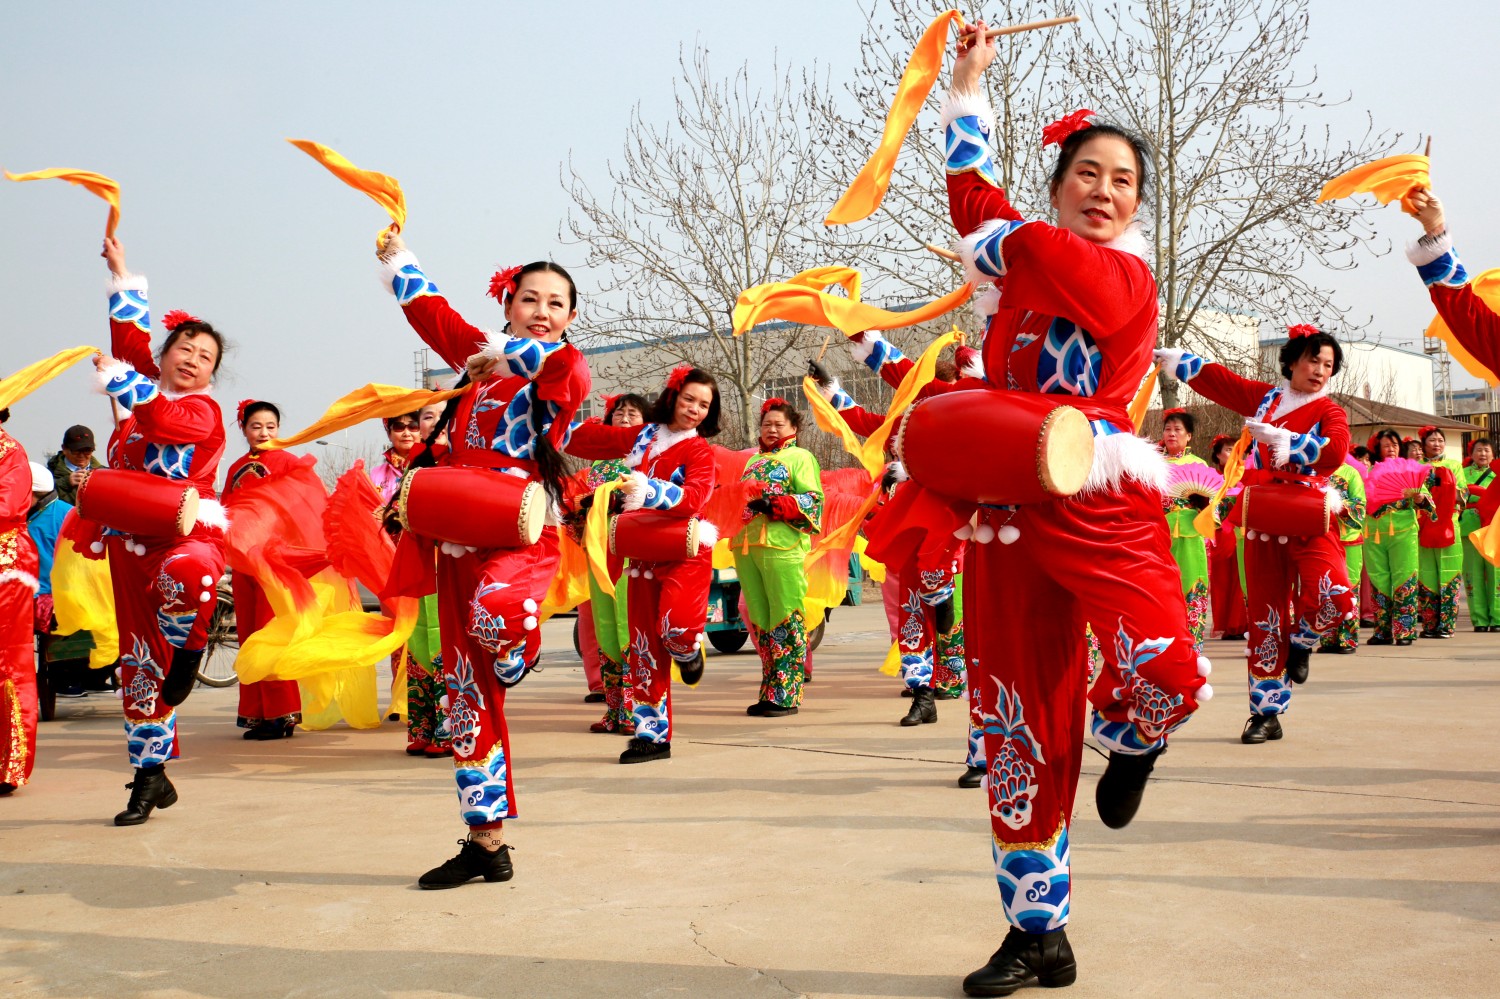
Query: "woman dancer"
1160 410 1211 649
578 392 648 734
0 410 39 795
375 235 590 886
1417 426 1462 639
1156 326 1354 743
733 399 823 718
1366 429 1423 646
1317 455 1366 654
91 236 230 824
222 401 303 740
914 26 1210 994
566 367 719 764
1462 438 1498 630
1208 435 1248 641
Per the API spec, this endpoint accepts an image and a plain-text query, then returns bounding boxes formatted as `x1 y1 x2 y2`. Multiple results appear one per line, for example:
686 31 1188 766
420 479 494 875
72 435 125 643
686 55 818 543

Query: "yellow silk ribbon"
1426 268 1500 387
583 479 628 591
5 169 121 237
263 383 465 450
0 346 98 411
1193 429 1252 537
287 139 407 246
1317 153 1430 215
1469 521 1500 568
1128 363 1160 433
540 529 591 622
49 538 118 669
803 375 867 469
824 9 966 225
734 265 973 338
863 329 962 474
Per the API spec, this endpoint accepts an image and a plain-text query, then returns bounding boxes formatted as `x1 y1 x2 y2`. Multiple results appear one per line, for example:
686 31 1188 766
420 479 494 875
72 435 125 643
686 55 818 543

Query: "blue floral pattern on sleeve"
391 261 440 305
970 220 1030 279
945 115 999 187
1417 245 1469 289
109 289 151 332
105 366 159 410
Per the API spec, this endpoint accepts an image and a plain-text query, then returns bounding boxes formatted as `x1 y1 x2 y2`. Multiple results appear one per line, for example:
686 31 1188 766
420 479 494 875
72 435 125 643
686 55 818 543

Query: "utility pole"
1424 333 1453 416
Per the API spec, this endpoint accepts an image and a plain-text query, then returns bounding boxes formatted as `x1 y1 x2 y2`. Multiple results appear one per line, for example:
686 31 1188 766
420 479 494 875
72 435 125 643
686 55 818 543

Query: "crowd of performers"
5 15 1500 999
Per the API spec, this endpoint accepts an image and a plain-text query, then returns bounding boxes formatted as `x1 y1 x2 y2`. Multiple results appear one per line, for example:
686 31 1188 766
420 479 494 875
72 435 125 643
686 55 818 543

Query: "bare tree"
563 47 900 436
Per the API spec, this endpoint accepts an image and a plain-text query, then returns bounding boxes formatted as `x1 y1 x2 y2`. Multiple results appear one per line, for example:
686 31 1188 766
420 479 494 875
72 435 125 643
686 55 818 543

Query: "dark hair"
1420 426 1446 444
605 393 650 425
1472 437 1493 452
1163 411 1195 436
1049 122 1154 207
761 401 801 432
239 401 280 427
505 261 578 315
647 368 721 438
1351 445 1371 462
161 320 228 375
1210 437 1235 464
1371 429 1402 462
1403 439 1423 460
383 410 422 433
0 408 8 424
1279 332 1343 381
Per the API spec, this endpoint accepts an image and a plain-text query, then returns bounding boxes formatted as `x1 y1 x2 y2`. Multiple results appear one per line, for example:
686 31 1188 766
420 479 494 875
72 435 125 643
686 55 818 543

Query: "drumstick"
1424 136 1432 158
925 242 961 262
982 15 1080 39
818 335 831 361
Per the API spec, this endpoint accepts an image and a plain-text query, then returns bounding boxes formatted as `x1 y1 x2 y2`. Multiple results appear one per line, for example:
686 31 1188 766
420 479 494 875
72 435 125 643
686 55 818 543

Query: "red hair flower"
486 265 524 303
760 397 788 417
600 393 621 415
1418 425 1439 441
1163 407 1188 418
666 364 694 392
235 399 255 425
1041 109 1095 148
161 309 201 332
1286 323 1319 339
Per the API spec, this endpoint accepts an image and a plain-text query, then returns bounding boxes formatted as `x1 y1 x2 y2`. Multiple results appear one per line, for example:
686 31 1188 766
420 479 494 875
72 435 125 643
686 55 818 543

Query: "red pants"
893 555 963 692
1243 529 1354 717
111 532 226 767
578 600 603 692
437 527 560 829
1209 527 1247 637
967 482 1207 933
232 574 301 725
1 574 38 788
626 549 712 744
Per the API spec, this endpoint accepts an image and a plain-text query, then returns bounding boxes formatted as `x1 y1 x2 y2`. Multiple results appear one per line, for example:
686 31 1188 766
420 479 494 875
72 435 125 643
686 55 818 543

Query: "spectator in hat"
47 425 103 506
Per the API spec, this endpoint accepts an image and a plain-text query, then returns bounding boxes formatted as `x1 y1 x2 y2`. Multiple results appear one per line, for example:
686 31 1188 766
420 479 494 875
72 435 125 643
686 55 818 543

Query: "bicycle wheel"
196 592 241 688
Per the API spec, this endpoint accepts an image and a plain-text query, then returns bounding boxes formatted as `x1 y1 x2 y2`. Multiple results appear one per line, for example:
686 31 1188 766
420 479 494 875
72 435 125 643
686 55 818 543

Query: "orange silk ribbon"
5 168 121 237
1193 428 1252 537
1128 364 1160 433
824 8 966 225
1317 153 1431 215
264 383 465 450
287 139 407 245
803 375 867 468
1426 268 1500 387
733 265 973 338
0 346 98 412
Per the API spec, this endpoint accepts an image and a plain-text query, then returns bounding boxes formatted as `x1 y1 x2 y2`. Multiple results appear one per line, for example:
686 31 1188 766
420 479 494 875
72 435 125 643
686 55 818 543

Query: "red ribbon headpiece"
666 364 694 392
1041 109 1096 148
1286 323 1320 339
161 309 202 332
761 397 788 417
487 265 524 303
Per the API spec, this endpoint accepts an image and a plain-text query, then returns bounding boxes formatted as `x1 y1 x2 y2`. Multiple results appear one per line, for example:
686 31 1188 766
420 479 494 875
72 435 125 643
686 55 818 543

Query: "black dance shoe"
1396 637 1414 646
417 839 514 889
1366 634 1394 646
760 703 797 717
1435 631 1453 639
1240 714 1284 745
1220 632 1246 641
958 765 986 789
1331 646 1356 655
114 766 178 825
676 647 705 687
1094 746 1163 829
159 648 203 708
1286 645 1311 685
584 691 606 703
1419 629 1439 640
619 738 671 764
746 700 771 716
0 782 16 796
900 687 937 726
962 926 1077 997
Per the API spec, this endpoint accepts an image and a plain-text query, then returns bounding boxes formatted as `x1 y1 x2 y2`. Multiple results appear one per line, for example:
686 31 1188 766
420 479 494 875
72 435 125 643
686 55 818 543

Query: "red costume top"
99 273 227 525
223 447 302 496
1408 231 1497 371
566 422 717 532
0 429 40 593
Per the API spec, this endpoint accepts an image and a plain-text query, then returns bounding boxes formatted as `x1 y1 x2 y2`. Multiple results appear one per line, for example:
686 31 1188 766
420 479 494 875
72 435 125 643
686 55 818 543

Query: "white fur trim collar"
647 424 699 460
1265 380 1331 423
1102 222 1151 263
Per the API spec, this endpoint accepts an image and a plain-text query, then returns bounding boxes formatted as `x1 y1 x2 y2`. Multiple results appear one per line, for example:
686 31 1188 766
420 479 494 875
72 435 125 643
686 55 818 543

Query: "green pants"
1366 510 1418 642
589 572 630 662
1320 545 1364 651
1418 538 1463 635
1463 537 1499 628
736 546 809 708
1167 511 1209 649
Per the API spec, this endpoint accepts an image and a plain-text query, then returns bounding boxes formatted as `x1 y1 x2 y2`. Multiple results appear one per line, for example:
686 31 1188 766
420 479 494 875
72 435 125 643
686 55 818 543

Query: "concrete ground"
2 602 1497 999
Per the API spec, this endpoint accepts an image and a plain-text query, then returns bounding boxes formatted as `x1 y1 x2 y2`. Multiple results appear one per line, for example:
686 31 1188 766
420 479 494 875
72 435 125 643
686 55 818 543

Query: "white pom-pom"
1196 655 1212 678
465 546 477 554
523 615 538 631
973 523 996 544
644 569 655 579
1243 646 1252 656
114 667 123 679
114 688 124 699
439 695 450 710
90 541 105 554
137 543 148 556
199 591 212 603
200 575 213 587
1277 535 1289 544
1343 611 1355 620
629 567 641 578
954 523 975 541
522 599 538 613
996 524 1020 545
1196 683 1214 702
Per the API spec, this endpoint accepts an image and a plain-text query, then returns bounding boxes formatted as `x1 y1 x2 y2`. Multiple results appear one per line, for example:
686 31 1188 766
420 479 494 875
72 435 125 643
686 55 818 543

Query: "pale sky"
3 1 1496 463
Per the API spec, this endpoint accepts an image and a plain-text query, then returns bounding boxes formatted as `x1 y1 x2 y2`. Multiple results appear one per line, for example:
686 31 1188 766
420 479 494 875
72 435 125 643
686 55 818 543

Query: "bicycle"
195 574 241 688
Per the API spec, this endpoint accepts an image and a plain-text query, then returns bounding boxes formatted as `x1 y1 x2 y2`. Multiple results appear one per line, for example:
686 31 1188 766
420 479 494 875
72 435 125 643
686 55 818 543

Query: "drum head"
177 489 201 536
1036 407 1094 495
517 482 546 546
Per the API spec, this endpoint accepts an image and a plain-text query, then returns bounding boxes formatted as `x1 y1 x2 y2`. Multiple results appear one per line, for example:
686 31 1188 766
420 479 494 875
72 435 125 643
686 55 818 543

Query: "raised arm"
94 354 222 445
1152 348 1273 417
102 237 160 377
564 420 644 462
624 437 716 517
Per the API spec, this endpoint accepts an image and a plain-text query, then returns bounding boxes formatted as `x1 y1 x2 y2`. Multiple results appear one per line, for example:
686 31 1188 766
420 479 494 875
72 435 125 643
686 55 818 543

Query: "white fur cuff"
955 217 1013 288
106 272 148 295
196 499 231 532
1406 231 1454 267
849 331 884 365
376 248 421 292
480 328 516 361
819 378 840 402
972 285 1001 319
94 359 134 394
0 569 40 594
1080 432 1170 497
621 472 649 513
938 87 996 135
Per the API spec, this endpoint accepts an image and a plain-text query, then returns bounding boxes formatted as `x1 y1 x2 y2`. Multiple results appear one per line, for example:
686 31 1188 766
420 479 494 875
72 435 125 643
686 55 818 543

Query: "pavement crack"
689 921 800 997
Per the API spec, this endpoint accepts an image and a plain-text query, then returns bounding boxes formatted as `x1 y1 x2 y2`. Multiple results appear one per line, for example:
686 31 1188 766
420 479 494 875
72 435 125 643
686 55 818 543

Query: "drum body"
398 467 545 549
1241 482 1332 539
76 468 199 537
894 390 1094 505
609 511 700 562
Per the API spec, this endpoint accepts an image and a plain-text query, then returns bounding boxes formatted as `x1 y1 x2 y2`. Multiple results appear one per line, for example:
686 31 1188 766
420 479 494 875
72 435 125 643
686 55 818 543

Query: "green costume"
403 593 450 750
1419 454 1464 636
1461 464 1499 628
732 438 823 709
1319 463 1366 652
1163 453 1211 649
586 457 634 731
1367 492 1421 644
